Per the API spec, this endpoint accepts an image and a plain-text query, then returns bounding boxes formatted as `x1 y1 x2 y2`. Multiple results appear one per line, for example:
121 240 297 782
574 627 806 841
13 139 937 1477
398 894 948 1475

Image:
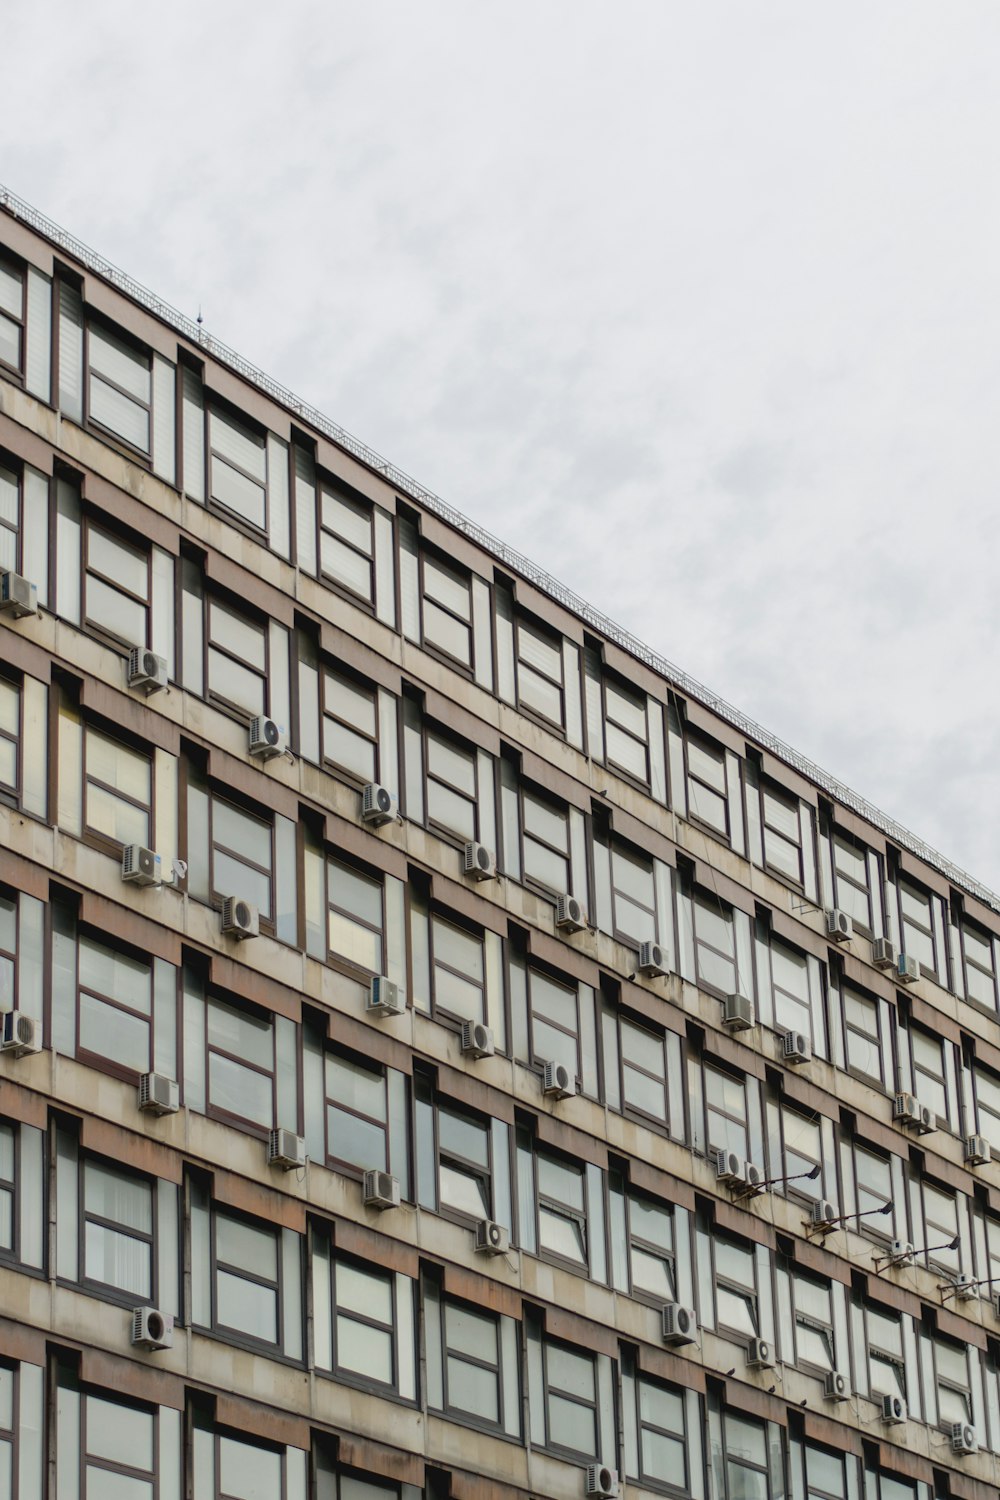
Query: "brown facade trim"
0 1078 47 1129
532 1109 608 1169
422 686 502 759
320 620 403 696
206 747 300 822
720 1377 787 1425
328 1009 413 1075
774 1069 840 1124
4 853 50 902
449 1473 530 1500
212 1167 306 1233
713 1197 776 1250
619 981 687 1039
82 469 179 554
0 626 51 684
542 1302 620 1360
204 548 294 627
520 924 601 990
801 1410 862 1454
627 1156 696 1213
215 1392 310 1450
434 1060 516 1126
0 1316 45 1365
0 412 54 474
78 890 181 965
425 873 509 940
635 1343 706 1391
79 1346 185 1410
703 1030 767 1082
337 1434 424 1487
869 1440 932 1486
334 1218 419 1278
79 1116 183 1184
324 810 409 882
441 1262 521 1319
209 953 302 1025
79 674 180 755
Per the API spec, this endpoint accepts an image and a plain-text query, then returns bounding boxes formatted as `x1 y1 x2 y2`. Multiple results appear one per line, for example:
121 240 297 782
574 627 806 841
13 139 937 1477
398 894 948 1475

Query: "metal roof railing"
3 183 996 913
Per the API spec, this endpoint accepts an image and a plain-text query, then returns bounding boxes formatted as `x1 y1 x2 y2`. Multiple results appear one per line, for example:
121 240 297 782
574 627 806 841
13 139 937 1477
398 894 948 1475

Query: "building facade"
0 189 999 1500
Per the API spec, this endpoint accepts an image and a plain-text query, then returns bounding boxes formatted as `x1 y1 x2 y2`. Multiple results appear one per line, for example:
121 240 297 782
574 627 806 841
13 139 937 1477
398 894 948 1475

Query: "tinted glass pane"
217 1268 278 1341
211 457 266 530
439 1109 489 1166
327 1106 386 1170
0 266 21 319
427 781 475 839
424 599 471 663
84 1220 151 1297
329 860 382 927
209 1053 272 1126
218 1438 282 1500
605 722 648 780
90 376 150 450
322 489 372 552
89 328 150 402
85 1395 154 1467
88 529 148 599
324 719 376 781
208 999 273 1067
86 576 147 645
326 673 377 736
336 1315 393 1383
624 1066 666 1120
209 603 266 669
519 665 562 723
329 911 382 972
337 1261 392 1321
548 1393 596 1455
208 648 265 716
424 559 470 618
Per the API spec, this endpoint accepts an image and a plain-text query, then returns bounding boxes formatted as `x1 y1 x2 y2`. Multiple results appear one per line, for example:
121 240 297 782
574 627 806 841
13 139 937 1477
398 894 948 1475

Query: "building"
0 187 999 1500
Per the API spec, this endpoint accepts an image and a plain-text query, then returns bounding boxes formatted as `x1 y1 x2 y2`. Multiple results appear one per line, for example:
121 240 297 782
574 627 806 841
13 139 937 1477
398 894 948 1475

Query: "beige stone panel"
425 1416 529 1486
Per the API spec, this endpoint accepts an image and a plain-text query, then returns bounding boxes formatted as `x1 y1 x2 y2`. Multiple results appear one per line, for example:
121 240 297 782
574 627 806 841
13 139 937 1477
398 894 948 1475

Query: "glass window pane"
423 600 471 663
217 1268 277 1341
218 1438 282 1500
336 1314 393 1383
606 681 647 738
209 1053 272 1126
642 1428 686 1484
89 328 150 402
85 1395 154 1468
324 718 376 782
86 730 150 802
326 1054 387 1119
605 723 648 781
208 999 273 1067
427 781 475 839
434 965 483 1022
424 559 470 618
86 783 150 847
216 1213 278 1278
336 1261 393 1321
322 490 372 553
84 1161 151 1232
519 666 562 723
207 648 266 716
0 266 21 319
548 1393 596 1456
0 316 18 371
327 1106 387 1170
90 376 150 450
329 860 382 927
209 410 266 480
440 1163 490 1218
447 1354 499 1422
213 802 271 868
84 1220 152 1297
321 533 373 598
210 457 266 530
88 529 148 599
85 576 147 645
329 911 382 972
79 942 151 1013
208 603 266 669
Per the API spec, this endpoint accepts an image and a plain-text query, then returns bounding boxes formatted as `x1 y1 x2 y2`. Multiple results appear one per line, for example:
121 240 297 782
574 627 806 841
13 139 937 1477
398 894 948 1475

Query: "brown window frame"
519 782 571 899
205 398 270 539
619 1013 670 1131
318 475 375 609
84 315 154 462
0 453 21 577
704 1062 750 1162
204 990 277 1139
513 613 565 733
81 513 152 654
321 663 379 787
526 961 581 1084
419 549 474 674
0 671 21 810
602 672 650 787
685 730 729 840
961 915 999 1012
0 253 27 384
326 851 385 982
81 720 154 859
78 1151 157 1308
204 592 270 725
427 909 487 1030
76 929 155 1086
759 778 804 888
831 828 873 933
423 723 479 847
208 792 275 930
324 1045 390 1179
209 1201 284 1354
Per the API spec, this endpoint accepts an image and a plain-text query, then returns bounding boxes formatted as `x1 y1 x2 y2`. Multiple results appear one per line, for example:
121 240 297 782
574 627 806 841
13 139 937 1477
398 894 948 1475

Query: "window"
320 478 374 603
437 1102 493 1222
190 1180 302 1361
686 733 728 837
193 1424 287 1500
934 1338 972 1426
603 676 649 784
541 1337 600 1460
210 796 273 919
714 1236 759 1338
0 459 20 573
81 1157 155 1303
910 1027 948 1125
974 1065 1000 1154
83 518 151 648
325 1050 389 1174
842 984 884 1084
421 553 472 668
962 916 997 1010
865 1303 906 1402
897 875 937 975
692 891 738 995
804 1446 847 1500
208 404 267 531
0 1365 14 1498
624 1364 688 1493
521 785 570 895
610 843 657 948
853 1143 895 1238
87 322 152 455
83 725 151 850
206 993 276 1133
328 856 384 976
620 1015 670 1128
314 1243 415 1397
76 1386 158 1499
719 1412 770 1500
760 781 803 885
775 1103 823 1203
527 965 580 1080
769 937 812 1040
831 831 872 931
625 1190 675 1303
705 1065 749 1161
322 667 378 784
78 934 153 1080
790 1271 835 1372
537 1149 588 1269
0 258 24 376
425 1281 521 1437
0 676 18 805
425 727 478 842
920 1179 960 1274
0 1122 14 1257
428 914 485 1026
515 616 564 728
206 596 268 719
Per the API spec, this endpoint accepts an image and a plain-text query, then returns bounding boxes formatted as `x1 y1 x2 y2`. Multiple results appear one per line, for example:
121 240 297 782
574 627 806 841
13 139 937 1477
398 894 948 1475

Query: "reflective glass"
0 315 18 370
337 1261 392 1321
327 1106 386 1170
207 649 265 716
427 781 475 839
424 600 471 663
86 575 147 644
79 940 151 1012
210 457 266 530
208 602 266 669
424 559 470 618
90 377 150 450
440 1163 489 1218
84 1220 151 1297
218 1437 282 1500
209 409 266 478
209 1053 272 1126
329 912 381 972
336 1314 392 1383
0 266 21 319
519 664 561 722
214 801 271 868
89 328 150 402
85 1394 153 1468
207 998 273 1069
0 467 18 527
80 992 149 1070
217 1268 277 1341
321 533 373 598
548 1393 596 1455
605 722 647 780
88 528 148 598
324 718 376 781
322 489 372 552
447 1355 499 1422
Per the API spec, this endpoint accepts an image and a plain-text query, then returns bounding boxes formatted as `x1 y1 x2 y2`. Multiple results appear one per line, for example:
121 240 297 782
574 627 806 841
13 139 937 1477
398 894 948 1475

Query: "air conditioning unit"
542 1060 575 1100
889 1239 914 1265
248 716 287 760
131 1306 174 1352
361 783 396 827
746 1337 774 1369
871 937 898 970
475 1219 510 1256
810 1200 838 1230
893 1093 935 1134
897 952 920 985
951 1274 979 1301
367 976 403 1017
637 941 668 977
138 1073 179 1115
122 844 162 886
268 1128 305 1171
881 1394 907 1425
965 1135 992 1167
363 1169 400 1211
0 1011 40 1057
823 1370 850 1401
826 908 853 943
463 841 497 881
584 1466 619 1500
783 1030 811 1065
661 1304 698 1346
0 570 37 618
461 1020 495 1059
220 897 259 939
127 646 167 694
715 1149 762 1192
555 893 587 933
722 993 754 1030
951 1422 978 1456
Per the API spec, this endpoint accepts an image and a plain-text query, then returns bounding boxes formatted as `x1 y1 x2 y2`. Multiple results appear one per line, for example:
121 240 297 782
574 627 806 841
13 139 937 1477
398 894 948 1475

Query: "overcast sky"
5 3 1000 891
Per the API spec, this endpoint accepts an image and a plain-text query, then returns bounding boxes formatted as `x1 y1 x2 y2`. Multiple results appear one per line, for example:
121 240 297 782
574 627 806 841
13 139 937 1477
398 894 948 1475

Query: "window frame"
427 909 487 1030
625 1188 676 1306
328 1251 403 1396
535 1146 589 1273
81 721 153 858
84 315 153 461
81 513 152 654
540 1332 601 1463
602 672 650 787
691 889 739 998
423 723 479 846
704 1062 750 1162
720 1411 771 1500
909 1025 949 1127
321 663 379 788
326 852 385 981
712 1233 760 1341
204 592 270 724
205 397 270 538
852 1141 895 1244
435 1290 514 1438
831 828 873 933
609 839 658 952
841 982 885 1086
419 549 474 673
961 913 998 1012
324 1045 390 1179
0 454 22 578
204 990 277 1138
759 778 805 887
208 791 275 929
789 1268 836 1375
76 930 155 1085
78 1152 157 1308
76 1382 159 1499
526 961 582 1084
865 1301 906 1404
0 1117 19 1264
209 1202 284 1355
619 1012 670 1131
519 782 571 900
627 1366 689 1495
685 730 729 841
318 474 376 608
0 253 26 383
0 671 21 810
896 874 938 977
513 612 566 733
434 1096 495 1226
